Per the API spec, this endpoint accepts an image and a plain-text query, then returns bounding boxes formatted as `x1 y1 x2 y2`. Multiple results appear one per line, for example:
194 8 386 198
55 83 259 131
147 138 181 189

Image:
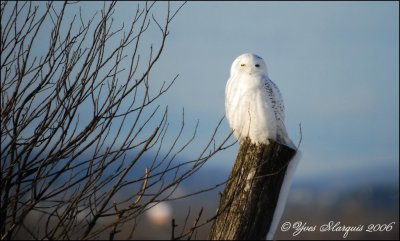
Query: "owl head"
230 53 268 77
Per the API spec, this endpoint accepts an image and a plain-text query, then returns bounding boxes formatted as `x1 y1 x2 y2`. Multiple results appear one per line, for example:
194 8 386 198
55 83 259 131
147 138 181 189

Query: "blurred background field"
131 160 399 240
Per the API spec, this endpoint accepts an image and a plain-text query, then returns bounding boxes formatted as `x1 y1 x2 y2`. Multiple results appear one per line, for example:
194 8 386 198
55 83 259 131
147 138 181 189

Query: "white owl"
225 53 301 240
225 53 294 147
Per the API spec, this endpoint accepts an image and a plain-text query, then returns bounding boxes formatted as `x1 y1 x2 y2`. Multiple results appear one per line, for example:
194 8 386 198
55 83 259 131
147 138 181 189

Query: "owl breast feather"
226 74 279 144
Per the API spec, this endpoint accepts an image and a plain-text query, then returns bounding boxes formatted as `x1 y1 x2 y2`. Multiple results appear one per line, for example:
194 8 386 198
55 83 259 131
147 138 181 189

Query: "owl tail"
266 150 302 240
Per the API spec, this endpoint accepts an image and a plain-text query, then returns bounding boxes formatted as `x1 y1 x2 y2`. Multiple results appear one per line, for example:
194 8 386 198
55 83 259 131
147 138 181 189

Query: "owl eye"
255 64 260 67
240 64 245 67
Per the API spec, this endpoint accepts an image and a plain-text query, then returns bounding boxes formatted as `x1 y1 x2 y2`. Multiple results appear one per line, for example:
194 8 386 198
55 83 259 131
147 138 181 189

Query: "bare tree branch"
1 1 230 240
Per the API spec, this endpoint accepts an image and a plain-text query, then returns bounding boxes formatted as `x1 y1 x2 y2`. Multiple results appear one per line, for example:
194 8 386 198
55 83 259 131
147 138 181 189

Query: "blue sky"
10 2 398 184
135 2 399 182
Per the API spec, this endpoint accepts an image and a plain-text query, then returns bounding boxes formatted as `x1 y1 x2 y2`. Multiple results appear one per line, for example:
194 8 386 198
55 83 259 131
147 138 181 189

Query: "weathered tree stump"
208 138 296 240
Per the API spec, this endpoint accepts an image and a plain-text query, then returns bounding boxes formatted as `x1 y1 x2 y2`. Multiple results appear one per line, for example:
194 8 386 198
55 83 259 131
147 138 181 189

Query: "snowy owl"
225 53 301 240
225 53 293 147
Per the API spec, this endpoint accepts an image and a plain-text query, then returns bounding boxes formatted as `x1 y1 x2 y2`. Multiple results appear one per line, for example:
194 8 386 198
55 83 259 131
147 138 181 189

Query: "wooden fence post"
208 138 296 240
